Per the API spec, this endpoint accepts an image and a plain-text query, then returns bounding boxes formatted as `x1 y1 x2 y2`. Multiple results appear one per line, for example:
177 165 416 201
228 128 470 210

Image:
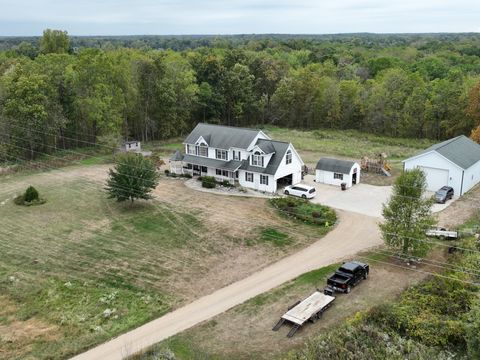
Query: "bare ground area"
436 184 480 228
146 248 447 360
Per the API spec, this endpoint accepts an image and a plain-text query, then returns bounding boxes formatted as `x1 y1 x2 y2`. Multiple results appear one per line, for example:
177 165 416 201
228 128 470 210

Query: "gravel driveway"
301 175 455 218
71 211 382 360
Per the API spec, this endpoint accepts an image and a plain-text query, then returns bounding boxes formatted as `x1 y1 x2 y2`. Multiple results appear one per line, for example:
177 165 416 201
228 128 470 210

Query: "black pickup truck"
324 261 369 295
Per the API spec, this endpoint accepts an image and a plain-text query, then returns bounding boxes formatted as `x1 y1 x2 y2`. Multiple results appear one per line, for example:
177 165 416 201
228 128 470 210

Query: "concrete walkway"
71 211 382 360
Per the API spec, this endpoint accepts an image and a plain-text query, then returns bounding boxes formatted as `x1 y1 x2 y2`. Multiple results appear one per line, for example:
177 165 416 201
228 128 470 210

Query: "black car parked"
324 261 369 295
435 186 454 204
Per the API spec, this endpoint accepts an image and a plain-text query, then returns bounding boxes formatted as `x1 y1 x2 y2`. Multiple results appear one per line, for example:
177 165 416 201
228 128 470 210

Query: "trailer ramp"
272 291 335 337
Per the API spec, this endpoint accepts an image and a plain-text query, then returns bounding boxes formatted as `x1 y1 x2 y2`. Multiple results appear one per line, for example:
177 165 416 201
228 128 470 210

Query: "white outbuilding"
403 135 480 196
315 157 360 188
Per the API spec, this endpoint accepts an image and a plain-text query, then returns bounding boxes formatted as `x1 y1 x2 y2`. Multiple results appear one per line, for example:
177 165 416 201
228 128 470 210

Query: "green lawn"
264 126 436 165
0 177 200 359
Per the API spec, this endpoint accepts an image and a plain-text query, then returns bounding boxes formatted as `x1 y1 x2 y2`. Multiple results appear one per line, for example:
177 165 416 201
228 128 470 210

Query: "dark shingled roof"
170 150 183 161
256 140 275 154
240 139 290 175
410 135 480 170
182 154 243 171
316 157 356 174
184 123 262 150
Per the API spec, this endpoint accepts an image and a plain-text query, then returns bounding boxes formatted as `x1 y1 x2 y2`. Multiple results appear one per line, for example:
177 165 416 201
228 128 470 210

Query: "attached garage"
403 135 480 196
315 158 361 188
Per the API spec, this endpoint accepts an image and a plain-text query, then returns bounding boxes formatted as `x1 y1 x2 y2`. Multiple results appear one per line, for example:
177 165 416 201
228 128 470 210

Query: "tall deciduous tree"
40 29 70 54
105 153 159 203
380 169 435 257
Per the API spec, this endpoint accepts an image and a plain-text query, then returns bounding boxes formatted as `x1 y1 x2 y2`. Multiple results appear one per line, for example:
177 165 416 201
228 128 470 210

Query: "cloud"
0 0 478 35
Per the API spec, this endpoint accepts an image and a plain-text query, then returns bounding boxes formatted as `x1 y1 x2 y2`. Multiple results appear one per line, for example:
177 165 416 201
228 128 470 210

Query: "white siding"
403 152 463 195
238 170 276 193
315 163 360 188
273 144 303 186
462 160 480 194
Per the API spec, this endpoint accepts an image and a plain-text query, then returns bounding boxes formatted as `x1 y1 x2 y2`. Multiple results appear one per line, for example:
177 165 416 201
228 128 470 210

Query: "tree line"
1 30 480 160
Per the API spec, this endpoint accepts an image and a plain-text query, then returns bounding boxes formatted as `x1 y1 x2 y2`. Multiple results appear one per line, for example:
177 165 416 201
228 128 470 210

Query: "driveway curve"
72 210 382 360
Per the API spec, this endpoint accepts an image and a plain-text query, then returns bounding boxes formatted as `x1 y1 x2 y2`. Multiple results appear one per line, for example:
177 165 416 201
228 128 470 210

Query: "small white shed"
315 158 360 188
123 141 141 152
403 135 480 196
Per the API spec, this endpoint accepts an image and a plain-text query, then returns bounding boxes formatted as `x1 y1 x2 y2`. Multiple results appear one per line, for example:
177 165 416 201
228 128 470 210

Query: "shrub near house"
270 197 336 227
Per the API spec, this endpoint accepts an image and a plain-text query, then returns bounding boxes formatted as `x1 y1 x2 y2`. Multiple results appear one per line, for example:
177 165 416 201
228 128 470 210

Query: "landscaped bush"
164 169 170 176
221 179 232 187
14 186 46 206
201 176 216 189
181 173 192 179
269 197 336 227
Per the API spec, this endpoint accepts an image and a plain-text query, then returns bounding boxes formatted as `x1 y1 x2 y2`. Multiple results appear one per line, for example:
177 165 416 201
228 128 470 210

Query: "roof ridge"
434 135 464 151
196 122 262 133
256 138 290 145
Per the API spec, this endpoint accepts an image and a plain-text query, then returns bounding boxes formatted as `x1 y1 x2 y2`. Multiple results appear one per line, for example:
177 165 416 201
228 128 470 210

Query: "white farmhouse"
403 135 480 196
315 157 360 188
173 123 304 193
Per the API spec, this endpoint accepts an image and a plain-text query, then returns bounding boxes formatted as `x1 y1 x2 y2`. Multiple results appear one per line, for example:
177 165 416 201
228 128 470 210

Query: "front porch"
183 163 238 185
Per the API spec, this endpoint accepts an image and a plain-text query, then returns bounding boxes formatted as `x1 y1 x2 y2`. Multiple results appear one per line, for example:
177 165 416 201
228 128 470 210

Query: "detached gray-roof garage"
315 157 360 188
403 135 480 196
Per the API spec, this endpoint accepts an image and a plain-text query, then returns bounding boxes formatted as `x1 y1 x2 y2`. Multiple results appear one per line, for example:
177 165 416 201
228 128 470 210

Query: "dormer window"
215 149 228 160
196 143 208 157
286 150 292 164
186 144 196 155
252 152 264 167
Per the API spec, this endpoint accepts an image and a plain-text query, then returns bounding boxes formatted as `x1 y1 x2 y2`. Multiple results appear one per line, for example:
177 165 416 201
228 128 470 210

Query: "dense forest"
1 30 480 160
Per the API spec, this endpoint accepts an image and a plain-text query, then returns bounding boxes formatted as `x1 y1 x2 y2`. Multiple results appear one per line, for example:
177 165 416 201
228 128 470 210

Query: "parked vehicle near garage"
284 184 316 199
435 186 454 203
324 261 369 294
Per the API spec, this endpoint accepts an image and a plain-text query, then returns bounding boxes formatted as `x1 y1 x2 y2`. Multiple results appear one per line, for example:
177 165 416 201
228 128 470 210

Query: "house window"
286 150 292 165
334 173 344 180
216 169 230 177
252 153 264 167
197 144 208 157
233 150 241 161
245 172 253 182
215 149 228 160
187 144 196 155
260 175 269 185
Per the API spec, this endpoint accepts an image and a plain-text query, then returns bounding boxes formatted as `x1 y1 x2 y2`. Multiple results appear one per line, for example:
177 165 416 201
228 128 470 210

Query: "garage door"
419 166 449 192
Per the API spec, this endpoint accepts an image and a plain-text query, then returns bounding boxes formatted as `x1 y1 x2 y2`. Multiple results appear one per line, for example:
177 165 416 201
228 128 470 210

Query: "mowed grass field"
0 163 330 360
263 127 437 185
0 175 195 359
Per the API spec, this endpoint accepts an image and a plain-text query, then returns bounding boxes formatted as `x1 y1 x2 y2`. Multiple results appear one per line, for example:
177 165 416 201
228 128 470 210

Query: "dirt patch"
0 296 61 359
165 248 447 360
436 184 480 228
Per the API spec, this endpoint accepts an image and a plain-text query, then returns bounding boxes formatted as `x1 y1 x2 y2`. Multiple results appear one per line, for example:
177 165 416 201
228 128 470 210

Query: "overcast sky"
1 0 479 36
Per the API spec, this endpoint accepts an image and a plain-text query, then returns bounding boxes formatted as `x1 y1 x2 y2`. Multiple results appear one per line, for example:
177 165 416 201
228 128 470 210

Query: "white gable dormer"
195 136 208 146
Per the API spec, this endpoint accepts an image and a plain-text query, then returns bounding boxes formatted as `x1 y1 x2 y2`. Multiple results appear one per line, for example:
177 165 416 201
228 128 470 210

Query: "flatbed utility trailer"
426 227 458 240
272 291 335 337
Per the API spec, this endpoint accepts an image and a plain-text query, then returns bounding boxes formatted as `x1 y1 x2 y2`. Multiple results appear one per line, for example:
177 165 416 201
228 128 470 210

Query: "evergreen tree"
380 168 435 257
105 153 159 203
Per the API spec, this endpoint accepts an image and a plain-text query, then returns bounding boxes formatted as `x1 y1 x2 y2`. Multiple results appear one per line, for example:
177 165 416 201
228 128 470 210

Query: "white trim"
403 150 464 171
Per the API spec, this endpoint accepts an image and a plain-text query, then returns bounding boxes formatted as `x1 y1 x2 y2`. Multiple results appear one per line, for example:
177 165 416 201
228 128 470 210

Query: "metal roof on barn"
316 157 357 174
407 135 480 170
